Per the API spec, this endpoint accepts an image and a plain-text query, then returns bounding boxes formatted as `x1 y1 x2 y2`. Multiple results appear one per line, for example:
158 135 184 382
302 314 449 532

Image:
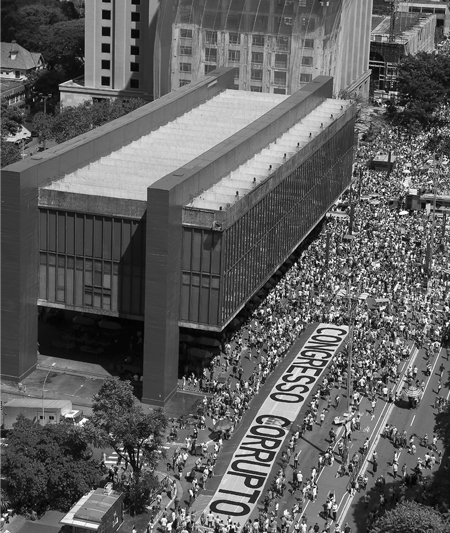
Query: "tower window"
205 48 217 62
130 45 140 55
130 79 140 89
301 56 313 66
132 0 141 4
130 62 139 72
205 31 217 45
180 63 192 73
302 39 314 49
101 76 110 86
180 29 193 39
252 52 263 64
101 60 111 69
228 50 240 62
102 10 111 20
102 27 111 36
101 43 111 53
131 12 140 22
180 46 192 56
131 29 140 39
252 35 265 47
251 69 262 81
300 73 312 83
229 33 240 45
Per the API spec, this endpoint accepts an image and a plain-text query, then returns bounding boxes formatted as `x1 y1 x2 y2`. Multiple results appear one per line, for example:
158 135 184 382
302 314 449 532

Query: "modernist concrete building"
155 0 373 99
398 0 449 36
2 69 356 405
59 0 159 106
370 12 436 91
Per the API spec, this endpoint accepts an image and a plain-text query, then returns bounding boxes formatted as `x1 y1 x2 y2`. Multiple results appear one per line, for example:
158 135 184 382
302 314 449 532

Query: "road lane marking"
410 415 416 426
337 343 419 522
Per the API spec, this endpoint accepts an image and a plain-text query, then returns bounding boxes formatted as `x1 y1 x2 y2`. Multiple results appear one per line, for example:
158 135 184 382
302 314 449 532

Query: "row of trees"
1 98 147 168
32 98 147 145
1 0 84 84
2 379 168 515
387 50 450 130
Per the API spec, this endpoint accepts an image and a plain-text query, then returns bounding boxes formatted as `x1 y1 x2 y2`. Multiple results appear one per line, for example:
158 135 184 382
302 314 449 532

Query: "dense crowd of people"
167 82 450 533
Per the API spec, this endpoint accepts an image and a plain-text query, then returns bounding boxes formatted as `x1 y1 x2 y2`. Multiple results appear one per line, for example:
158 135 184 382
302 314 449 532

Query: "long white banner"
204 324 349 526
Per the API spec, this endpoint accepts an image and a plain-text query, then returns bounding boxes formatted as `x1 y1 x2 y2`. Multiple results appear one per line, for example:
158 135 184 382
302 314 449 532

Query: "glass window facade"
38 210 145 317
180 228 222 325
220 120 354 323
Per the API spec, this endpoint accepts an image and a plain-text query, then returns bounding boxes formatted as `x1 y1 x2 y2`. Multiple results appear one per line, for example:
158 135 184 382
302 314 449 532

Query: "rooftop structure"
60 487 124 532
157 0 373 99
398 0 449 35
44 91 287 200
370 12 436 91
1 42 44 76
371 11 436 43
2 69 356 405
189 98 350 211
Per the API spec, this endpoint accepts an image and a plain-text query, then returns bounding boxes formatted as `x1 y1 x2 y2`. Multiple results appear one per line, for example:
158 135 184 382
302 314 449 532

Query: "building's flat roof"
188 98 352 211
43 90 287 201
5 399 72 408
60 488 122 529
371 12 427 36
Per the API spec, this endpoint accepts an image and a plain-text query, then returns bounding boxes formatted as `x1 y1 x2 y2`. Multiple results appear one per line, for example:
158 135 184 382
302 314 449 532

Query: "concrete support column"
142 187 181 406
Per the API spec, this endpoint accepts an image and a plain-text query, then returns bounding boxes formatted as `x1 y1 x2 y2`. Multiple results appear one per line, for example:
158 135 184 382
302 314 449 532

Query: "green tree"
122 472 160 516
41 18 85 76
369 501 449 533
41 98 147 144
1 101 25 137
393 52 450 127
85 378 169 477
435 395 450 454
32 111 55 148
3 415 101 514
1 139 22 168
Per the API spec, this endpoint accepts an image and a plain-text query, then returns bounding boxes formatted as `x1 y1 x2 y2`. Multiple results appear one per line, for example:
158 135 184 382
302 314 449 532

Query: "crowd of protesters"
164 84 450 533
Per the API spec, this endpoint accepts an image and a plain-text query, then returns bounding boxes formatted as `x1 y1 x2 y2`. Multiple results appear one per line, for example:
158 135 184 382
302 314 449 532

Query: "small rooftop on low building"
60 486 123 530
42 90 288 201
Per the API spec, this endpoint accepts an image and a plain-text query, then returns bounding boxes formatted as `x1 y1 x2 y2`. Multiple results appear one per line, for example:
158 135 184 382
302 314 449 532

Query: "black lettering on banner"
255 415 290 427
210 500 251 516
310 334 342 344
282 373 316 384
227 470 266 489
249 425 286 439
298 349 333 360
218 489 261 504
316 327 347 337
269 392 304 403
296 356 329 367
236 447 277 463
241 435 283 450
275 382 309 395
230 459 271 476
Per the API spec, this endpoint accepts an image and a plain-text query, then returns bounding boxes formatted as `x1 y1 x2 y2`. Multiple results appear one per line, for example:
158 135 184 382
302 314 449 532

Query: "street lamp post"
38 93 51 150
42 362 56 424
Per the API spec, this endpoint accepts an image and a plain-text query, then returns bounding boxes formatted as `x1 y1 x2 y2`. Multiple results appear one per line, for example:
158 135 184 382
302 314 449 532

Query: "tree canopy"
1 101 25 168
391 51 450 127
369 500 449 533
1 0 85 97
85 378 169 476
435 386 450 451
32 98 147 145
2 415 101 513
